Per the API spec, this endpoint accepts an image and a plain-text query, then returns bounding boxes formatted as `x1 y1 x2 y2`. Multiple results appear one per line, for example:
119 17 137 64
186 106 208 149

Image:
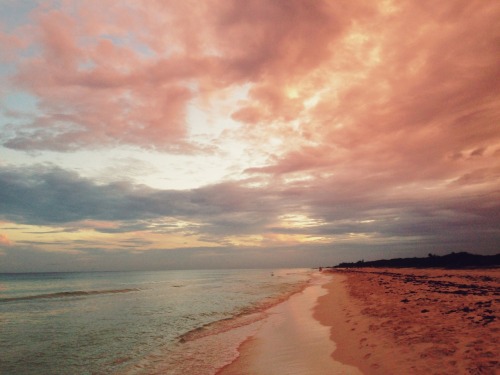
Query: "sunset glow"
0 0 499 271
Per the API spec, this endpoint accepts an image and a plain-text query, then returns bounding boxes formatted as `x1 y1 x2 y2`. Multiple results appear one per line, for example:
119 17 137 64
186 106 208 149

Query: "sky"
0 0 499 272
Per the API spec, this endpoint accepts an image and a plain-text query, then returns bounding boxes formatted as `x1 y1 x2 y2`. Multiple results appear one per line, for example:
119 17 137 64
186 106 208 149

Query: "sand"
218 268 499 375
320 268 500 375
217 273 362 375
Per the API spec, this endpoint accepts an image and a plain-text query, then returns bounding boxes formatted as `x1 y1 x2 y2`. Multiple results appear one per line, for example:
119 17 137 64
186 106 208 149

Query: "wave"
0 288 140 303
124 275 313 375
177 277 310 344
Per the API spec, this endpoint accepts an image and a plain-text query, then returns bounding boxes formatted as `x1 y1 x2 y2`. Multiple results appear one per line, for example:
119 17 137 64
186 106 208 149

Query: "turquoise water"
0 269 310 374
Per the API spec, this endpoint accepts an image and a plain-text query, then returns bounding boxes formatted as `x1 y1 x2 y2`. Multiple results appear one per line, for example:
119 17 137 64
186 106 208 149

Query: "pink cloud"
0 29 25 62
5 3 209 151
2 1 500 239
211 1 355 80
1 1 499 271
243 1 500 192
3 0 377 151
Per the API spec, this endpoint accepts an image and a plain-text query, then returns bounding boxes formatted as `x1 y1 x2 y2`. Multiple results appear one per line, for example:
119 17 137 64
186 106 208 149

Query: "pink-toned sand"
217 273 362 375
218 268 499 375
319 268 499 375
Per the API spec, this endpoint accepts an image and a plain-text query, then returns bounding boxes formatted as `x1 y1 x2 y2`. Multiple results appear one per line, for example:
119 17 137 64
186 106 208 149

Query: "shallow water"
217 273 363 375
0 269 310 374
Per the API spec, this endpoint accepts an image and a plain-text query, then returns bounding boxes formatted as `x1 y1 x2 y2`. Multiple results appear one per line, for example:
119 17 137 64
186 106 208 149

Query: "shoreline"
216 267 499 375
122 269 313 375
217 272 362 375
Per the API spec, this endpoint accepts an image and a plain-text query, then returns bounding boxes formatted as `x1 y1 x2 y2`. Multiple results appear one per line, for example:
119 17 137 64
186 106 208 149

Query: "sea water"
0 269 311 374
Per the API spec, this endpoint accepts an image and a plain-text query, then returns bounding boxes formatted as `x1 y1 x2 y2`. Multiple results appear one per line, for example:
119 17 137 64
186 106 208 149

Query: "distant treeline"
334 252 500 269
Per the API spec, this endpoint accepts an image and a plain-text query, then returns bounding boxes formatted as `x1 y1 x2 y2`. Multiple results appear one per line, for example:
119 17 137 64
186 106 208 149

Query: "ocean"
0 268 311 375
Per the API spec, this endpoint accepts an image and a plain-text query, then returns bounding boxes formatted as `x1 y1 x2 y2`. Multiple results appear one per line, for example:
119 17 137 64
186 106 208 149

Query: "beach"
1 268 497 374
219 268 499 375
218 273 362 375
322 268 500 375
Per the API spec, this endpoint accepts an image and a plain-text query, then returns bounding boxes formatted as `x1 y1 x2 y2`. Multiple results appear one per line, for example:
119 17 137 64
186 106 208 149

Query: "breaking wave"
0 288 140 302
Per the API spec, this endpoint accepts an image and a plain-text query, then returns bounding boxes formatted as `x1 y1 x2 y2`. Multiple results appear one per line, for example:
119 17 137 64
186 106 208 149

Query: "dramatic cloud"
0 165 286 240
1 165 498 254
0 1 499 271
1 0 376 151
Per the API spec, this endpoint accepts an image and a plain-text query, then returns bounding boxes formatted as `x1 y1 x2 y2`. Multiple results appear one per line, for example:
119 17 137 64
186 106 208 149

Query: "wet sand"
218 268 499 375
217 273 362 375
321 268 499 375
